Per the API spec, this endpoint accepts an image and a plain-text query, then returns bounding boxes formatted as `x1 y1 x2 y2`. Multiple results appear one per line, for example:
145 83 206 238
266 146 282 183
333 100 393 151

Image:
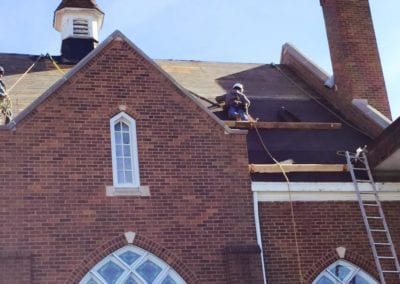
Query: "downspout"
253 190 267 284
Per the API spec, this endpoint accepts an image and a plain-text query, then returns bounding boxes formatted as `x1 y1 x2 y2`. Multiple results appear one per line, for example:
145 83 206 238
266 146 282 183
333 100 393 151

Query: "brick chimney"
320 0 391 119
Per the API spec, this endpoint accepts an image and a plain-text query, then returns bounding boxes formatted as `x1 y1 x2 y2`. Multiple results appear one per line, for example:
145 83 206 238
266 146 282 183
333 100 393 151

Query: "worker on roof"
223 83 250 121
0 66 12 124
0 66 6 98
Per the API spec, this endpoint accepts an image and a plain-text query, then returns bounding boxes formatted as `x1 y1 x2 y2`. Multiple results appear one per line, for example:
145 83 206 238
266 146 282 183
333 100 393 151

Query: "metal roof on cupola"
55 0 104 14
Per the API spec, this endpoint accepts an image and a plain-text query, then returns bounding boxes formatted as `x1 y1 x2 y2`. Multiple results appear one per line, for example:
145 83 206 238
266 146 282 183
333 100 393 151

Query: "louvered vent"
73 19 89 36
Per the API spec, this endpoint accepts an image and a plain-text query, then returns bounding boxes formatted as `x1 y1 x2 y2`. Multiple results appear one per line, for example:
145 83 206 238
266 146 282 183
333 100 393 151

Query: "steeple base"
61 38 98 63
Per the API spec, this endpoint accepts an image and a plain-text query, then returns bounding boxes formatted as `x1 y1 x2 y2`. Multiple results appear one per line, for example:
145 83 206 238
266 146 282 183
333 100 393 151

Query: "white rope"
253 121 305 283
7 55 43 94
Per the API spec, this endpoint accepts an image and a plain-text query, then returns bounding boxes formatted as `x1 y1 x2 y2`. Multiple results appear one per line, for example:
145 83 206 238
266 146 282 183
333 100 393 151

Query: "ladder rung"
353 167 368 171
367 216 383 219
355 179 371 182
371 229 387 232
348 154 365 160
363 203 379 207
347 153 400 277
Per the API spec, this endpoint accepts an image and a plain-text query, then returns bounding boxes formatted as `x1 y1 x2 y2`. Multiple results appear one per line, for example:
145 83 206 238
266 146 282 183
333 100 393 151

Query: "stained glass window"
313 260 378 284
136 260 162 283
97 261 124 284
80 246 185 284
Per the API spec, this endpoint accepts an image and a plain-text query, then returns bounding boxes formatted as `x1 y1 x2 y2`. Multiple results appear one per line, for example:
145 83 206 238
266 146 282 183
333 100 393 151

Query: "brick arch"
303 248 378 283
66 233 198 284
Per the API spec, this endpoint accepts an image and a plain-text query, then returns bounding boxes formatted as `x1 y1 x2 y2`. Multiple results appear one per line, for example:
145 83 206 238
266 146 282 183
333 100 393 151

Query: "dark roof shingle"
55 0 103 13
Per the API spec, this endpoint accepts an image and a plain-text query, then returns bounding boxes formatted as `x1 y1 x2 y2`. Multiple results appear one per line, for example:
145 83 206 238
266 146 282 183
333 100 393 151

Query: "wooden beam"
249 164 348 173
224 121 342 130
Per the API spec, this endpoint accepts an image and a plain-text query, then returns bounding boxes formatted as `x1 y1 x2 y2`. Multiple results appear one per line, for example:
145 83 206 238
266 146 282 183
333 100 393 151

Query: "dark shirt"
224 89 250 108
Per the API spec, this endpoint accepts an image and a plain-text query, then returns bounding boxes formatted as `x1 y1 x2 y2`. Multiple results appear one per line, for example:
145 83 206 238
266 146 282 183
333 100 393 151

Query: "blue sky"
1 0 399 119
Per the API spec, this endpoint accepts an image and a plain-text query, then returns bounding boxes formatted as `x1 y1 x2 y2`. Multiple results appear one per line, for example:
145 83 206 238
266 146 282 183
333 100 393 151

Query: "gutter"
253 191 267 284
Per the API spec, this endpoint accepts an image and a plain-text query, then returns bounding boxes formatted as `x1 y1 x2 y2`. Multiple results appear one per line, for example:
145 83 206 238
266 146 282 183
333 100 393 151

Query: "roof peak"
55 0 103 13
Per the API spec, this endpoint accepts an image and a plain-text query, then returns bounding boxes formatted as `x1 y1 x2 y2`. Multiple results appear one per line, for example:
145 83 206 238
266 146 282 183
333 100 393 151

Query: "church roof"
0 31 386 181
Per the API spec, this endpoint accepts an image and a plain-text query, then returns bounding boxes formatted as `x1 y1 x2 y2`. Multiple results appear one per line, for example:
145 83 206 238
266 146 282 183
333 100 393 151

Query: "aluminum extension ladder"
345 150 400 284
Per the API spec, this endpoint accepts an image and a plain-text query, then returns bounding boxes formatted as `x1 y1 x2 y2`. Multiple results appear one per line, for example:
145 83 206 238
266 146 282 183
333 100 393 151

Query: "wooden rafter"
225 121 342 130
249 164 348 173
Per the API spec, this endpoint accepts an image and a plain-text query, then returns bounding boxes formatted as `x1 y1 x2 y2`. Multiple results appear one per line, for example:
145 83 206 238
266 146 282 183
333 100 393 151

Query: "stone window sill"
106 185 150 197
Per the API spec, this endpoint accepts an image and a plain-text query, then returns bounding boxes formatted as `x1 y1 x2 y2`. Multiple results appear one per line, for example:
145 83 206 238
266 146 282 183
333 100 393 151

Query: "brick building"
1 0 400 283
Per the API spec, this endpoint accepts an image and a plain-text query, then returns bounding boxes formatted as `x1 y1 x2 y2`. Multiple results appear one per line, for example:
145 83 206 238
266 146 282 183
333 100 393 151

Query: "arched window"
80 245 186 284
110 112 140 188
313 260 378 284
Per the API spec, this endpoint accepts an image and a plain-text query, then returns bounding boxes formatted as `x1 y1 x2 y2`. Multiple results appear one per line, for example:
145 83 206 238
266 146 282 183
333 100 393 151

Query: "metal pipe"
253 191 267 284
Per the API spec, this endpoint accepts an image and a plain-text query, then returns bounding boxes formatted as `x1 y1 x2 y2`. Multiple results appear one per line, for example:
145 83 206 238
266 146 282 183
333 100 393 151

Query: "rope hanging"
252 119 305 283
1 53 66 124
0 55 44 123
46 53 65 75
7 55 43 94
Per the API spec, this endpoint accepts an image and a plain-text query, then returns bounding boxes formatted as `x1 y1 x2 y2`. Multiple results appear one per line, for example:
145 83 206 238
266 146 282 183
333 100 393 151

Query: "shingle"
156 60 310 101
0 54 72 116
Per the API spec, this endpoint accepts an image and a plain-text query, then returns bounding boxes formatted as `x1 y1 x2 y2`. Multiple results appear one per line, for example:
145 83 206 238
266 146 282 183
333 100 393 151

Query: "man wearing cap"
223 83 250 121
0 66 6 98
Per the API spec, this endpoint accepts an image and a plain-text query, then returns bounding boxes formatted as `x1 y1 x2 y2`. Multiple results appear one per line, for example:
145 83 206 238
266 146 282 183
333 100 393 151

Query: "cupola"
54 0 104 63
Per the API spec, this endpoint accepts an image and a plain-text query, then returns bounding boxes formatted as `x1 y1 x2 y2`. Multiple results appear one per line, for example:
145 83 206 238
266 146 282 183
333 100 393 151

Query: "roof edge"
352 99 391 129
280 42 387 138
9 30 245 135
281 43 330 82
368 116 400 170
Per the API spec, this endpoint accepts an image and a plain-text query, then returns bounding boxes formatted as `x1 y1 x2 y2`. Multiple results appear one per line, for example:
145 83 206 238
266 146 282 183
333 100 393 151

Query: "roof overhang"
368 116 400 173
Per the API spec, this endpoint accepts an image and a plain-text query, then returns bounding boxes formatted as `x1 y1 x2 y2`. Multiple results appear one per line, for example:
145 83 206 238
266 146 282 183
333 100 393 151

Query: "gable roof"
0 30 381 181
55 0 103 13
0 30 240 135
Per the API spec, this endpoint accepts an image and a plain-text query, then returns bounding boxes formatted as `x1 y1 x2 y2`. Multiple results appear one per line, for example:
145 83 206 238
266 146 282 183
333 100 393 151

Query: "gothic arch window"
313 260 378 284
110 112 140 188
80 245 186 284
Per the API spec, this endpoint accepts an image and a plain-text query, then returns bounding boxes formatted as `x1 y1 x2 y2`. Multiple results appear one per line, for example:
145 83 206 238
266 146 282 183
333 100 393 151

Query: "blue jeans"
228 106 249 121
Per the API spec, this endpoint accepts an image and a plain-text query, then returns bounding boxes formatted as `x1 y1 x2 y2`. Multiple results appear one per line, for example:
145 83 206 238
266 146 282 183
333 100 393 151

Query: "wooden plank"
224 121 342 130
249 164 348 173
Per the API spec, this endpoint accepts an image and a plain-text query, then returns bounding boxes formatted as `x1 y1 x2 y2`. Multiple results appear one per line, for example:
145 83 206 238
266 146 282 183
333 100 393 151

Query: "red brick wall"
0 38 262 283
320 0 391 118
259 201 400 284
0 252 31 284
